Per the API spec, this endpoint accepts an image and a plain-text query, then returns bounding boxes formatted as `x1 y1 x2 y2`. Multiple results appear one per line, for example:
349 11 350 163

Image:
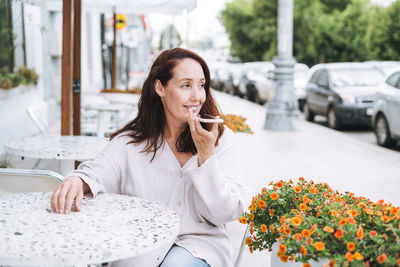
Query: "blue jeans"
159 245 210 267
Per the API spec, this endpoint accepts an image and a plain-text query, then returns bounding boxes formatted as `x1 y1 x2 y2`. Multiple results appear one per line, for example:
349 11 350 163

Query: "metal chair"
0 168 63 195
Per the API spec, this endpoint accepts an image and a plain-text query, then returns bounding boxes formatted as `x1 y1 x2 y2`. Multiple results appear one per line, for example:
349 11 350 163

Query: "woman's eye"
200 84 205 88
183 83 190 88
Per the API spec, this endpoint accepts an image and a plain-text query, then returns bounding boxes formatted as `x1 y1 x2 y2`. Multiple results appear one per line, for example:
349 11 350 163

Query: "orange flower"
364 208 373 215
306 237 313 245
280 216 286 224
280 254 288 262
245 237 252 245
348 216 356 224
309 187 317 194
354 252 364 261
258 200 266 209
300 203 308 211
290 216 303 226
300 246 307 256
239 217 247 224
269 224 274 232
303 263 311 267
357 227 364 240
249 213 255 220
313 242 325 251
279 244 287 254
248 204 257 211
345 252 354 262
390 206 399 216
377 254 387 264
289 254 294 261
346 209 359 217
260 224 267 232
335 229 344 239
369 230 378 237
269 209 275 216
276 181 283 188
323 226 334 233
328 259 336 267
270 192 279 200
294 186 302 193
339 218 347 226
347 242 356 251
301 229 312 238
284 227 292 235
397 258 400 267
302 195 313 204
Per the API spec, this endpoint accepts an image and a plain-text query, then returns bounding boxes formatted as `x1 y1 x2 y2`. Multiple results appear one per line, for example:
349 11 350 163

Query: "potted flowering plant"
239 178 400 267
221 114 253 134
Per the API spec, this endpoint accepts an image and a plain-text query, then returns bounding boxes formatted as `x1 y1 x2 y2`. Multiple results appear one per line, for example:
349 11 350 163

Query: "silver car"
372 67 400 147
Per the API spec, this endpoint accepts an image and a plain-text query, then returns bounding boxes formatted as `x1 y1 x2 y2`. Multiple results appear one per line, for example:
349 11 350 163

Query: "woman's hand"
50 175 89 214
188 111 219 166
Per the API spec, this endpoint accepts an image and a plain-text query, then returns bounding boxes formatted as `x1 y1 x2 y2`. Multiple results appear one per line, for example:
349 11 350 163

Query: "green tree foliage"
221 0 400 65
220 0 265 61
366 0 400 60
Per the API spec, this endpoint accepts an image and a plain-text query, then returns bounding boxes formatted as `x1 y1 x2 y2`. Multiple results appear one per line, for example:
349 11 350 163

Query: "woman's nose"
190 86 201 99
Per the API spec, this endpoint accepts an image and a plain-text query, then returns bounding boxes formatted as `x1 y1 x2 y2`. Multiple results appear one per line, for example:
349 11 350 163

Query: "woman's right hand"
50 175 89 214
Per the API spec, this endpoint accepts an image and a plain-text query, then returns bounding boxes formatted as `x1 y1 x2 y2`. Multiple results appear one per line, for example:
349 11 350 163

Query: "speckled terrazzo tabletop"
4 135 109 161
0 192 180 266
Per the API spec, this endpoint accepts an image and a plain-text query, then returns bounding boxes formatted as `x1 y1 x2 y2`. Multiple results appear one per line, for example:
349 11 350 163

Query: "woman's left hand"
188 111 219 166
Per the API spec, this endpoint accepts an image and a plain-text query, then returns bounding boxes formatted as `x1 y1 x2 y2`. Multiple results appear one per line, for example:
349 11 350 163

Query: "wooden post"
5 0 14 72
61 0 74 136
72 0 81 136
111 12 117 89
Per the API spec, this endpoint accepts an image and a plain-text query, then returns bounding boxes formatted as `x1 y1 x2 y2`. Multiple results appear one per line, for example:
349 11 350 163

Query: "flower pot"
271 243 329 267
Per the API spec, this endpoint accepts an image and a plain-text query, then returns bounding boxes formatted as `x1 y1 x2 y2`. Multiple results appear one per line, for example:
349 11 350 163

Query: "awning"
21 0 196 14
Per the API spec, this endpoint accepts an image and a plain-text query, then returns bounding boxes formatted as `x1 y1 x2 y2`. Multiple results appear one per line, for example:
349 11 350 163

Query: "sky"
148 0 231 48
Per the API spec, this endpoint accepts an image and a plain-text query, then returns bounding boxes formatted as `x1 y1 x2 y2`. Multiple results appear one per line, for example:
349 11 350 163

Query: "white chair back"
0 168 63 195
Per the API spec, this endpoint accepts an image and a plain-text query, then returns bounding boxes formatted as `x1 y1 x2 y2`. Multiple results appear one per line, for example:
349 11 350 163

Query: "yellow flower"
354 252 363 261
290 215 303 226
294 186 302 193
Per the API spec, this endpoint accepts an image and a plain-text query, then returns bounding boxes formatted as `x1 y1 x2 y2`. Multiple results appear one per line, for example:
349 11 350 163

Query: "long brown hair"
110 48 224 161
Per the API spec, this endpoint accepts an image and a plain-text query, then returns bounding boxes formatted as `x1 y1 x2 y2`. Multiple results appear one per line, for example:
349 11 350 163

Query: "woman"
51 48 245 267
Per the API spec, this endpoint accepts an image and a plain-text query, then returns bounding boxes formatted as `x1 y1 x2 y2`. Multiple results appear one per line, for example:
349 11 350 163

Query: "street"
310 115 400 153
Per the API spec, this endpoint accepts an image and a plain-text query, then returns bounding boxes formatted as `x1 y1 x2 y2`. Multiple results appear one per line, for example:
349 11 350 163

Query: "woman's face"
156 58 207 126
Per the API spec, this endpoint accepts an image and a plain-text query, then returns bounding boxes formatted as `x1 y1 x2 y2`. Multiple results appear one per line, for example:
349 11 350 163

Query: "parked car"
363 61 400 76
238 62 309 106
303 63 385 129
238 62 275 104
372 67 400 148
294 63 310 111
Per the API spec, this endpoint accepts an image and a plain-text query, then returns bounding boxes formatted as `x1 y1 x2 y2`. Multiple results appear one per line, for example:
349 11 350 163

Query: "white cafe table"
4 135 109 176
0 192 180 266
81 103 135 138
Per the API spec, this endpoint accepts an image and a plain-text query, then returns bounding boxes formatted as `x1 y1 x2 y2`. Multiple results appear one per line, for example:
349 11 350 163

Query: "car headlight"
340 94 356 104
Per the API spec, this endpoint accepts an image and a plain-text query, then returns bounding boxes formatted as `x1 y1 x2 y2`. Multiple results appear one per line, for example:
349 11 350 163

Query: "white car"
238 62 309 105
372 67 400 147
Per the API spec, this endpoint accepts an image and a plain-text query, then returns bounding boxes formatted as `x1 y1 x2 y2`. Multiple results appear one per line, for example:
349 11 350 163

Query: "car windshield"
330 68 383 87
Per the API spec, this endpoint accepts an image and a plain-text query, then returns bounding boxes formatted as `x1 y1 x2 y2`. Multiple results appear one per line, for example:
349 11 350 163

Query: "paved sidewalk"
6 91 400 267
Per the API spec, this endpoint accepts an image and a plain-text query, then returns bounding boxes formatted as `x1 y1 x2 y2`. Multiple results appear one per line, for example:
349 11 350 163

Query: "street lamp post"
264 0 299 131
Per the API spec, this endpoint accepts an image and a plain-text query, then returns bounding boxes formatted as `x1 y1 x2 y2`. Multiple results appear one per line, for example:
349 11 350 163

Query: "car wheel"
375 115 396 148
327 107 341 130
304 103 314 122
